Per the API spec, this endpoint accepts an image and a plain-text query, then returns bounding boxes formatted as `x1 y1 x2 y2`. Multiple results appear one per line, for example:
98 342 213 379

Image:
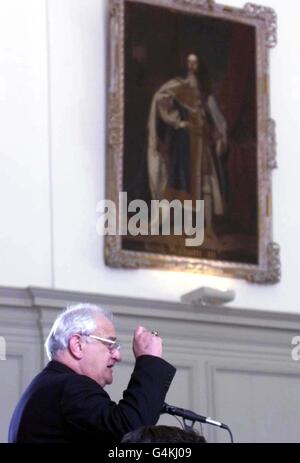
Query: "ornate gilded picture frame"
105 0 280 283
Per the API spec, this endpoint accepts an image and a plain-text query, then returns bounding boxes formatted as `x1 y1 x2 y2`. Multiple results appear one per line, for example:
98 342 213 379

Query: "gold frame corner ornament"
248 242 281 284
244 3 277 48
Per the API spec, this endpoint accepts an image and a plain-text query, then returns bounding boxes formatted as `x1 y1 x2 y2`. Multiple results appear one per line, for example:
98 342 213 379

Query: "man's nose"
112 348 122 362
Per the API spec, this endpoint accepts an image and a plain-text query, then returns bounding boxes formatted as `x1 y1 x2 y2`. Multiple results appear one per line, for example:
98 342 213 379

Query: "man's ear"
69 334 84 359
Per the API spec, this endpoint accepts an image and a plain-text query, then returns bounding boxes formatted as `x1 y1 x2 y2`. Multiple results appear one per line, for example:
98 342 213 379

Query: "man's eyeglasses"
88 334 121 352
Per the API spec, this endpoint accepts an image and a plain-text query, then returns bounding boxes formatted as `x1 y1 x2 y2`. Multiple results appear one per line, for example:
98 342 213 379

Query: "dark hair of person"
121 425 207 443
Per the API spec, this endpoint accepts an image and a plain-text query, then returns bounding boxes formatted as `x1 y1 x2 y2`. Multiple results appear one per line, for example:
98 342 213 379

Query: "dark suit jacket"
8 356 176 443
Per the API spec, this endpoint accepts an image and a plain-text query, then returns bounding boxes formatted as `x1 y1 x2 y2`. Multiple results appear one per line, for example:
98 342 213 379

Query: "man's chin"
95 372 113 388
105 371 113 385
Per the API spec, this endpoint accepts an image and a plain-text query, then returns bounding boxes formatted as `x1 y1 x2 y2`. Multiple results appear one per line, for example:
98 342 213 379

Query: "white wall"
0 0 52 287
0 0 300 312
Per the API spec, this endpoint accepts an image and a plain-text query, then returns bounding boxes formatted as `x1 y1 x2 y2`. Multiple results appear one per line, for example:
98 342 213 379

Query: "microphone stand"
161 403 234 443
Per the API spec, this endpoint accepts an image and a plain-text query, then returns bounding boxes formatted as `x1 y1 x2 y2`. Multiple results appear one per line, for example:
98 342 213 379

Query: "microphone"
161 403 228 430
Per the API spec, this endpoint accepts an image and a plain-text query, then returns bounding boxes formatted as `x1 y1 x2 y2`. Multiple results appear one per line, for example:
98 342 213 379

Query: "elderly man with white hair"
8 303 176 443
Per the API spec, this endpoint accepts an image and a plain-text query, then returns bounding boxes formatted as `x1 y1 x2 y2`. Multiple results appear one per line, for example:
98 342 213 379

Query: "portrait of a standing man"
147 52 227 241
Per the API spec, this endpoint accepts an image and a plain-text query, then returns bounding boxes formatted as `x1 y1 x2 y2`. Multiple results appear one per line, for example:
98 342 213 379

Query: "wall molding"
1 285 300 331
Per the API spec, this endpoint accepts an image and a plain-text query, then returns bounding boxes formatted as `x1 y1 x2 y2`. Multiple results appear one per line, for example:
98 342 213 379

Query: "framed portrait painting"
105 0 280 283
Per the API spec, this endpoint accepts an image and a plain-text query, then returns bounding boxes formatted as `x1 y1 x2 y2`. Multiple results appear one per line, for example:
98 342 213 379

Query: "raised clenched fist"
133 326 163 359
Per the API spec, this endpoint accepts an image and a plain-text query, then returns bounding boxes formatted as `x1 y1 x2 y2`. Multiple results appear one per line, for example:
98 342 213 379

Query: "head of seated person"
121 425 207 443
